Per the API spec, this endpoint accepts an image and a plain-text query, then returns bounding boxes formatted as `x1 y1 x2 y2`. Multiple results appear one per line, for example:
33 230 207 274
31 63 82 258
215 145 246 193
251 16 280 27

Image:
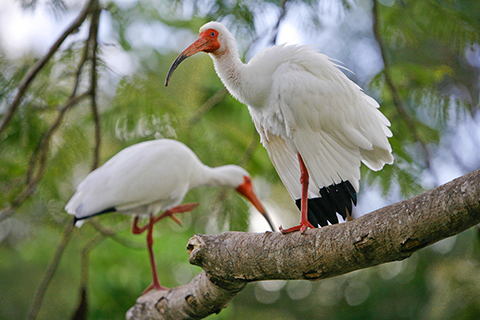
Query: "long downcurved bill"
236 183 276 232
165 37 211 87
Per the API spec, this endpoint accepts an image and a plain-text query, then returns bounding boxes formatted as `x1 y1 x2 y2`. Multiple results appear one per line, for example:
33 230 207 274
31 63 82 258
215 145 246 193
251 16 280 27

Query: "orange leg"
143 214 164 293
131 203 200 235
280 153 315 234
131 203 199 294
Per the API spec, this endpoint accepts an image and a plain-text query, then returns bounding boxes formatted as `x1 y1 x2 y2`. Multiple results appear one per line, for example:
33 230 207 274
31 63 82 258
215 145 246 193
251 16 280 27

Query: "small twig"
71 30 91 98
236 130 260 167
89 219 144 250
80 233 106 290
372 0 432 168
0 0 96 138
187 88 228 127
26 219 75 320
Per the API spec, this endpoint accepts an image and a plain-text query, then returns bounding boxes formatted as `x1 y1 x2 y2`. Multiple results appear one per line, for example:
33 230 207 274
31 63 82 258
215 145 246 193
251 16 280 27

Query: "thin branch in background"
0 92 90 223
69 232 105 320
26 220 75 320
236 130 260 167
71 219 143 319
0 0 96 138
187 88 228 127
80 233 105 290
372 0 432 169
270 0 289 45
88 0 101 170
26 43 93 184
71 30 91 98
89 219 144 250
243 0 289 58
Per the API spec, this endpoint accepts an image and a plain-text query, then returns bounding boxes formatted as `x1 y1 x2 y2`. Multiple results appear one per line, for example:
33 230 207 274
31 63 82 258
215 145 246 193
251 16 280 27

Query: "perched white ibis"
65 139 274 292
165 22 393 233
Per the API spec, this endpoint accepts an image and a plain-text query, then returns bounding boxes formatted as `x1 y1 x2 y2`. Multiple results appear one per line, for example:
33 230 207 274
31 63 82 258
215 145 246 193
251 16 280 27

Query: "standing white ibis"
165 21 394 233
65 139 274 293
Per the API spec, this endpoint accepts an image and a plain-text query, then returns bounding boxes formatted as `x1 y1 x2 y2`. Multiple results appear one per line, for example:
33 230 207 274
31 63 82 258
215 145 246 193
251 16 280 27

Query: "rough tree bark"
127 168 480 320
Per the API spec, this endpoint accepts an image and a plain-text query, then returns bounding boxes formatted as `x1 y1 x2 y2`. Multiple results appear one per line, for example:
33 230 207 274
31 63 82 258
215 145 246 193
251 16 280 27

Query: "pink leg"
280 153 315 234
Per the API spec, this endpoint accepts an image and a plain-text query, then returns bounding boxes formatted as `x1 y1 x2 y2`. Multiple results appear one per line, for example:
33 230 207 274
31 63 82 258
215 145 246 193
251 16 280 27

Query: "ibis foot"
142 282 168 295
279 220 315 234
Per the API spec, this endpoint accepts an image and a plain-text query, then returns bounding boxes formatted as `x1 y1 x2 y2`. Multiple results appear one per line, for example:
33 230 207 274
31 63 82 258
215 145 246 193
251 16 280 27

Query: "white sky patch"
276 21 301 45
113 0 139 10
0 2 83 59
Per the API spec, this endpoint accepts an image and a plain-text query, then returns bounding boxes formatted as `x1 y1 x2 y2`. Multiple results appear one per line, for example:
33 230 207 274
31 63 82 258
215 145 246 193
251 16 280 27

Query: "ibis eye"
211 32 215 37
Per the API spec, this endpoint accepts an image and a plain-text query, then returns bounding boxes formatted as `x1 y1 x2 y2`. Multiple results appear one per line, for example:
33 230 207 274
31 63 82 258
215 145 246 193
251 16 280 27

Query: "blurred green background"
1 0 480 319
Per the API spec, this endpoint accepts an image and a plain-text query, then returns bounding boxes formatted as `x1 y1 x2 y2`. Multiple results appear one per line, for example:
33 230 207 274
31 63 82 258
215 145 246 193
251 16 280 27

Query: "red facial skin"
165 29 220 86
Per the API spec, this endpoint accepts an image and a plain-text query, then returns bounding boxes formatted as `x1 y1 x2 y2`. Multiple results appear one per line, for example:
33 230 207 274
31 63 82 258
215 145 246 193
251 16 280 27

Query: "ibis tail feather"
296 180 357 227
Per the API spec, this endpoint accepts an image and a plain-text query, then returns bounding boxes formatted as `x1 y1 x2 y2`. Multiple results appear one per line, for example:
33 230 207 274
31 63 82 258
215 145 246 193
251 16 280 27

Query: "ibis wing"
66 140 194 219
270 49 393 193
252 124 319 200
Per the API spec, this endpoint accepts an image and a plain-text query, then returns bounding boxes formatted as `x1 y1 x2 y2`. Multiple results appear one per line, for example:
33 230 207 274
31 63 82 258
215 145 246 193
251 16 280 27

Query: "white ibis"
165 21 393 233
65 139 274 292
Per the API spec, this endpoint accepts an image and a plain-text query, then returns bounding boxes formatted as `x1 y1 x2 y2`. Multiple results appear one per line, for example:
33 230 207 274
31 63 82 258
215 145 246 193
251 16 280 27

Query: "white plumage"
66 139 272 292
166 21 393 233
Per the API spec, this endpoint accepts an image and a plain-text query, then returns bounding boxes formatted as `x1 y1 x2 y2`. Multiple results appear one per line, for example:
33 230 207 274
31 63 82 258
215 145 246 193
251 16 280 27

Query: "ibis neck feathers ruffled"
201 22 272 109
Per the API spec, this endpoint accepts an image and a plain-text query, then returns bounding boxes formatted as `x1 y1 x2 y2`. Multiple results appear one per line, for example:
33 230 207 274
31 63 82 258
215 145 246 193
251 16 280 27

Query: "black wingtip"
72 207 117 226
296 180 357 228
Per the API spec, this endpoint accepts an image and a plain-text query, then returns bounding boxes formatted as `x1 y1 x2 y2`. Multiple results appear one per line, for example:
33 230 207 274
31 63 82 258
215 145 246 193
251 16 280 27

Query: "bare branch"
0 0 97 137
26 220 75 320
128 168 480 319
372 0 432 169
0 92 90 223
270 0 289 45
88 0 101 170
26 91 91 184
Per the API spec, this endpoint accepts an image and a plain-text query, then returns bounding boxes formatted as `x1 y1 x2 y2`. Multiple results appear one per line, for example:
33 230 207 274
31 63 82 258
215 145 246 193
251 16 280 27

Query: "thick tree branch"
126 271 245 320
128 168 480 320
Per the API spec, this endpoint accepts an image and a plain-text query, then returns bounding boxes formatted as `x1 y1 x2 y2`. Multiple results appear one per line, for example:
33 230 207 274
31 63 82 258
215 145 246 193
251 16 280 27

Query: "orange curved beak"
236 181 275 231
165 34 217 87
